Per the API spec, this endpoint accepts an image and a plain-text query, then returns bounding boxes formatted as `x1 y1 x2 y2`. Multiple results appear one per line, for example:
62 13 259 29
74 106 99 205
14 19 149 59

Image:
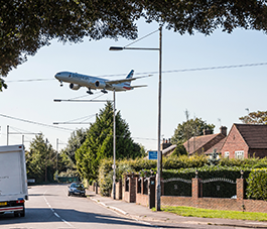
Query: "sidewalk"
87 190 267 228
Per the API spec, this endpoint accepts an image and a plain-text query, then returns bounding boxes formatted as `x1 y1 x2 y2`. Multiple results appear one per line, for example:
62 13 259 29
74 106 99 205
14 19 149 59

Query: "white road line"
43 189 74 228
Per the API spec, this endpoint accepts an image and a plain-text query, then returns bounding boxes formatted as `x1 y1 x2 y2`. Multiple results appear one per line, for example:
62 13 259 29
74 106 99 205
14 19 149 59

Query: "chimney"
161 138 172 150
203 129 212 135
220 126 227 136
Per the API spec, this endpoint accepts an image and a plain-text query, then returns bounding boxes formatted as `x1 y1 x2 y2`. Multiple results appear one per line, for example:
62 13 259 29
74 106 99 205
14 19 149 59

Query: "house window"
235 151 244 159
224 151 229 158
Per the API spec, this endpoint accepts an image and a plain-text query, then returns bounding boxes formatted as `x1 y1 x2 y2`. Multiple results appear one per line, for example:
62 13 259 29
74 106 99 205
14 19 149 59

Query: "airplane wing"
106 75 151 85
130 85 147 88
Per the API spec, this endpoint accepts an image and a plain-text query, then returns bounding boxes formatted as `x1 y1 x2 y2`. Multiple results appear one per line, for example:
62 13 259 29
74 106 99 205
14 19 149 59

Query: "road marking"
43 189 75 228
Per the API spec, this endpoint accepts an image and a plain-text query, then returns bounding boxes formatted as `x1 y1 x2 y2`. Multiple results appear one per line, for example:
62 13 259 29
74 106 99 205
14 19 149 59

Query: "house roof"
183 133 225 155
234 124 267 148
204 137 226 155
162 144 177 156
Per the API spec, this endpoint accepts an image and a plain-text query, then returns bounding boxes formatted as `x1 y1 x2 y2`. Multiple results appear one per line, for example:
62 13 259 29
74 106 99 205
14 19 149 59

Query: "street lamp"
109 26 162 211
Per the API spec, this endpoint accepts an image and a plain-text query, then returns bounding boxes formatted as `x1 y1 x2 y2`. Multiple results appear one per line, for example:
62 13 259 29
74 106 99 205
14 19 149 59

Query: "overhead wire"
0 114 74 132
6 61 267 82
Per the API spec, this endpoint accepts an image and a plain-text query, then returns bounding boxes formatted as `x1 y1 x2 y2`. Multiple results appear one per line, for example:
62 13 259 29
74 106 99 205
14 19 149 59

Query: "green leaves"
75 102 143 182
3 0 267 87
239 111 267 124
171 117 215 145
26 134 57 183
247 169 267 200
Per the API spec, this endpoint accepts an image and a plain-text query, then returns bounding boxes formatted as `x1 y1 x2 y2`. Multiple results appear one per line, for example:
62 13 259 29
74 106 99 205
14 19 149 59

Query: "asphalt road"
0 184 158 229
0 184 246 229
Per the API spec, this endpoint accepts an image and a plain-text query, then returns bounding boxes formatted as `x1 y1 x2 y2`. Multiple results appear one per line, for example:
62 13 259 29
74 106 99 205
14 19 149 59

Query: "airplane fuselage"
55 71 132 92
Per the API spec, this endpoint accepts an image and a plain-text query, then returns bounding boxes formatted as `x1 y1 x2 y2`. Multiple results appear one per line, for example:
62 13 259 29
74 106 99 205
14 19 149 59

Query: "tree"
2 1 267 90
26 134 57 183
171 117 215 145
239 111 267 124
171 144 187 157
75 101 142 182
60 128 87 176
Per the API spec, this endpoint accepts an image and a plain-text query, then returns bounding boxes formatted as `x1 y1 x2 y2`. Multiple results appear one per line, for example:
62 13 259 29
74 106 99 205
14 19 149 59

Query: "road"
0 184 246 229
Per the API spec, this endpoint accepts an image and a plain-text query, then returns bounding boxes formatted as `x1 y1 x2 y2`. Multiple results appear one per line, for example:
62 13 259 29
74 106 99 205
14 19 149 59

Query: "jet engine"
95 80 106 89
69 83 80 90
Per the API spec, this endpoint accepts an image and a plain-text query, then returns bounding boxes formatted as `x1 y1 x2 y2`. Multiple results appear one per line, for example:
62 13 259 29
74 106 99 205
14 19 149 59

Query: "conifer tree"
26 134 56 182
75 102 141 181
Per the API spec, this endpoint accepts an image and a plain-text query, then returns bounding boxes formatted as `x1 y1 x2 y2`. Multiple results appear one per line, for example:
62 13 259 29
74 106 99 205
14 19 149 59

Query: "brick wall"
115 180 122 200
221 125 249 158
88 185 94 192
161 196 267 213
136 193 149 207
136 177 149 207
123 174 138 203
161 177 267 213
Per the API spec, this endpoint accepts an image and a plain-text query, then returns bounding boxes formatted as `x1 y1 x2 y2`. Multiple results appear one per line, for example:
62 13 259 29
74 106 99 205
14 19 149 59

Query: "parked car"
68 183 86 197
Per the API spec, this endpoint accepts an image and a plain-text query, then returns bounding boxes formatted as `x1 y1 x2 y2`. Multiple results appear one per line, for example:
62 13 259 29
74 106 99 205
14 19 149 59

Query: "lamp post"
113 90 116 200
109 26 162 210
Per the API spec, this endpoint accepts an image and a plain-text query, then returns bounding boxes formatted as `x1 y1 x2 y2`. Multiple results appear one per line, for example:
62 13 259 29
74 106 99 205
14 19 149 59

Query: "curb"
89 196 267 228
90 197 128 215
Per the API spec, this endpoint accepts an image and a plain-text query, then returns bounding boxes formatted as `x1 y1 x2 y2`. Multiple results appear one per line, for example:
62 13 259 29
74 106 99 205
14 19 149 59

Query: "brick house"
183 126 227 156
221 124 267 159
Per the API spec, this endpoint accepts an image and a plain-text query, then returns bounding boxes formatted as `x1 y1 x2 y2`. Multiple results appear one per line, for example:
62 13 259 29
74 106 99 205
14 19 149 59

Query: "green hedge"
247 169 267 200
219 157 267 168
97 156 267 198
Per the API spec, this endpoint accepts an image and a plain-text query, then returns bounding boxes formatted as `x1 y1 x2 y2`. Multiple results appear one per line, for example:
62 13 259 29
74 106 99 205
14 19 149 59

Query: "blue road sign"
148 151 157 160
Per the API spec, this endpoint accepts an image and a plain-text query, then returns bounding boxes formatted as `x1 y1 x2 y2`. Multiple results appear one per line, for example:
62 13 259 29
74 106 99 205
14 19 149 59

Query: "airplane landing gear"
101 89 108 94
87 90 93 95
60 81 63 87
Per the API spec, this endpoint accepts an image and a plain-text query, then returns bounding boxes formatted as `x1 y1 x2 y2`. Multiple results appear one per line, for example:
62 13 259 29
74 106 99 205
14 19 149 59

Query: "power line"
0 114 74 132
5 61 267 83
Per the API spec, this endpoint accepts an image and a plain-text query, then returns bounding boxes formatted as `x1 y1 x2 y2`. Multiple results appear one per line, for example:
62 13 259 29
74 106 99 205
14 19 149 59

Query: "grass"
161 206 267 221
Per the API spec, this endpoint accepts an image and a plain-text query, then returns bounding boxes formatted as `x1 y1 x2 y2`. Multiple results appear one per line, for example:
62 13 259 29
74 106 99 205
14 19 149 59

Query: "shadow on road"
0 208 149 227
0 208 187 228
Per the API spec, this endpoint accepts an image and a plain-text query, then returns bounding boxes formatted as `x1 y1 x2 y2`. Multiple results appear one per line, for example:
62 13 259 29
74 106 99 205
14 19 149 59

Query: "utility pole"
7 125 9 145
56 138 59 179
113 89 116 200
156 26 162 211
45 138 49 183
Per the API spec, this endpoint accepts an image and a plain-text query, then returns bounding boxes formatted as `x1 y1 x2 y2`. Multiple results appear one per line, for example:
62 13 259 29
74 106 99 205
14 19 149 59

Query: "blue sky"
1 19 267 151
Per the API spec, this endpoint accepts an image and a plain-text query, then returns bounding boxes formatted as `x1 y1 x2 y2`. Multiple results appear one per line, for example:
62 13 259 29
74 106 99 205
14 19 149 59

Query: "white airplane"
55 70 148 94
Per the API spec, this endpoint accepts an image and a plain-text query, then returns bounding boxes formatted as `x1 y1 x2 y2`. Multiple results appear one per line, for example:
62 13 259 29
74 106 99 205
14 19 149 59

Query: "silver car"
68 183 86 197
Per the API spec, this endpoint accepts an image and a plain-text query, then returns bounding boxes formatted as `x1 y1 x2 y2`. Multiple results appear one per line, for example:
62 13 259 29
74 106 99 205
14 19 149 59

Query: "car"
68 183 86 197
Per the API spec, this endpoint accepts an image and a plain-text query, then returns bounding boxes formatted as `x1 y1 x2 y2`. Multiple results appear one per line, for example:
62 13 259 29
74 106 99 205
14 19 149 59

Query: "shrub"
98 158 135 196
247 169 267 200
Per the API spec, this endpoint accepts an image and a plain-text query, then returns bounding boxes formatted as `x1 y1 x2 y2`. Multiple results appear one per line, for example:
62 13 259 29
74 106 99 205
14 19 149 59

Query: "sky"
1 19 267 152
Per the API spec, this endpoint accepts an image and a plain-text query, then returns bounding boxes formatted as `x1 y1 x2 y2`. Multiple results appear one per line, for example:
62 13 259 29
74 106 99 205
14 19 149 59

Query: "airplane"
54 70 149 94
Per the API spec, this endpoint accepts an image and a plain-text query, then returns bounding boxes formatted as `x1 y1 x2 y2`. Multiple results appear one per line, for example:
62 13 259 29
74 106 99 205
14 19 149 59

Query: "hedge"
97 156 267 198
247 169 267 200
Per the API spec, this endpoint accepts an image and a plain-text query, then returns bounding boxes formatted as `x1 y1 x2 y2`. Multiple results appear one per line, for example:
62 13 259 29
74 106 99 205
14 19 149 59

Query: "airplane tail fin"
126 70 134 79
124 70 134 88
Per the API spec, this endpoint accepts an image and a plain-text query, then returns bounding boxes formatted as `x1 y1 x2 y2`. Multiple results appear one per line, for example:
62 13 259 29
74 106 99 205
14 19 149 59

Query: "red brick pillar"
129 174 137 203
236 178 244 200
192 178 202 199
141 177 144 194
